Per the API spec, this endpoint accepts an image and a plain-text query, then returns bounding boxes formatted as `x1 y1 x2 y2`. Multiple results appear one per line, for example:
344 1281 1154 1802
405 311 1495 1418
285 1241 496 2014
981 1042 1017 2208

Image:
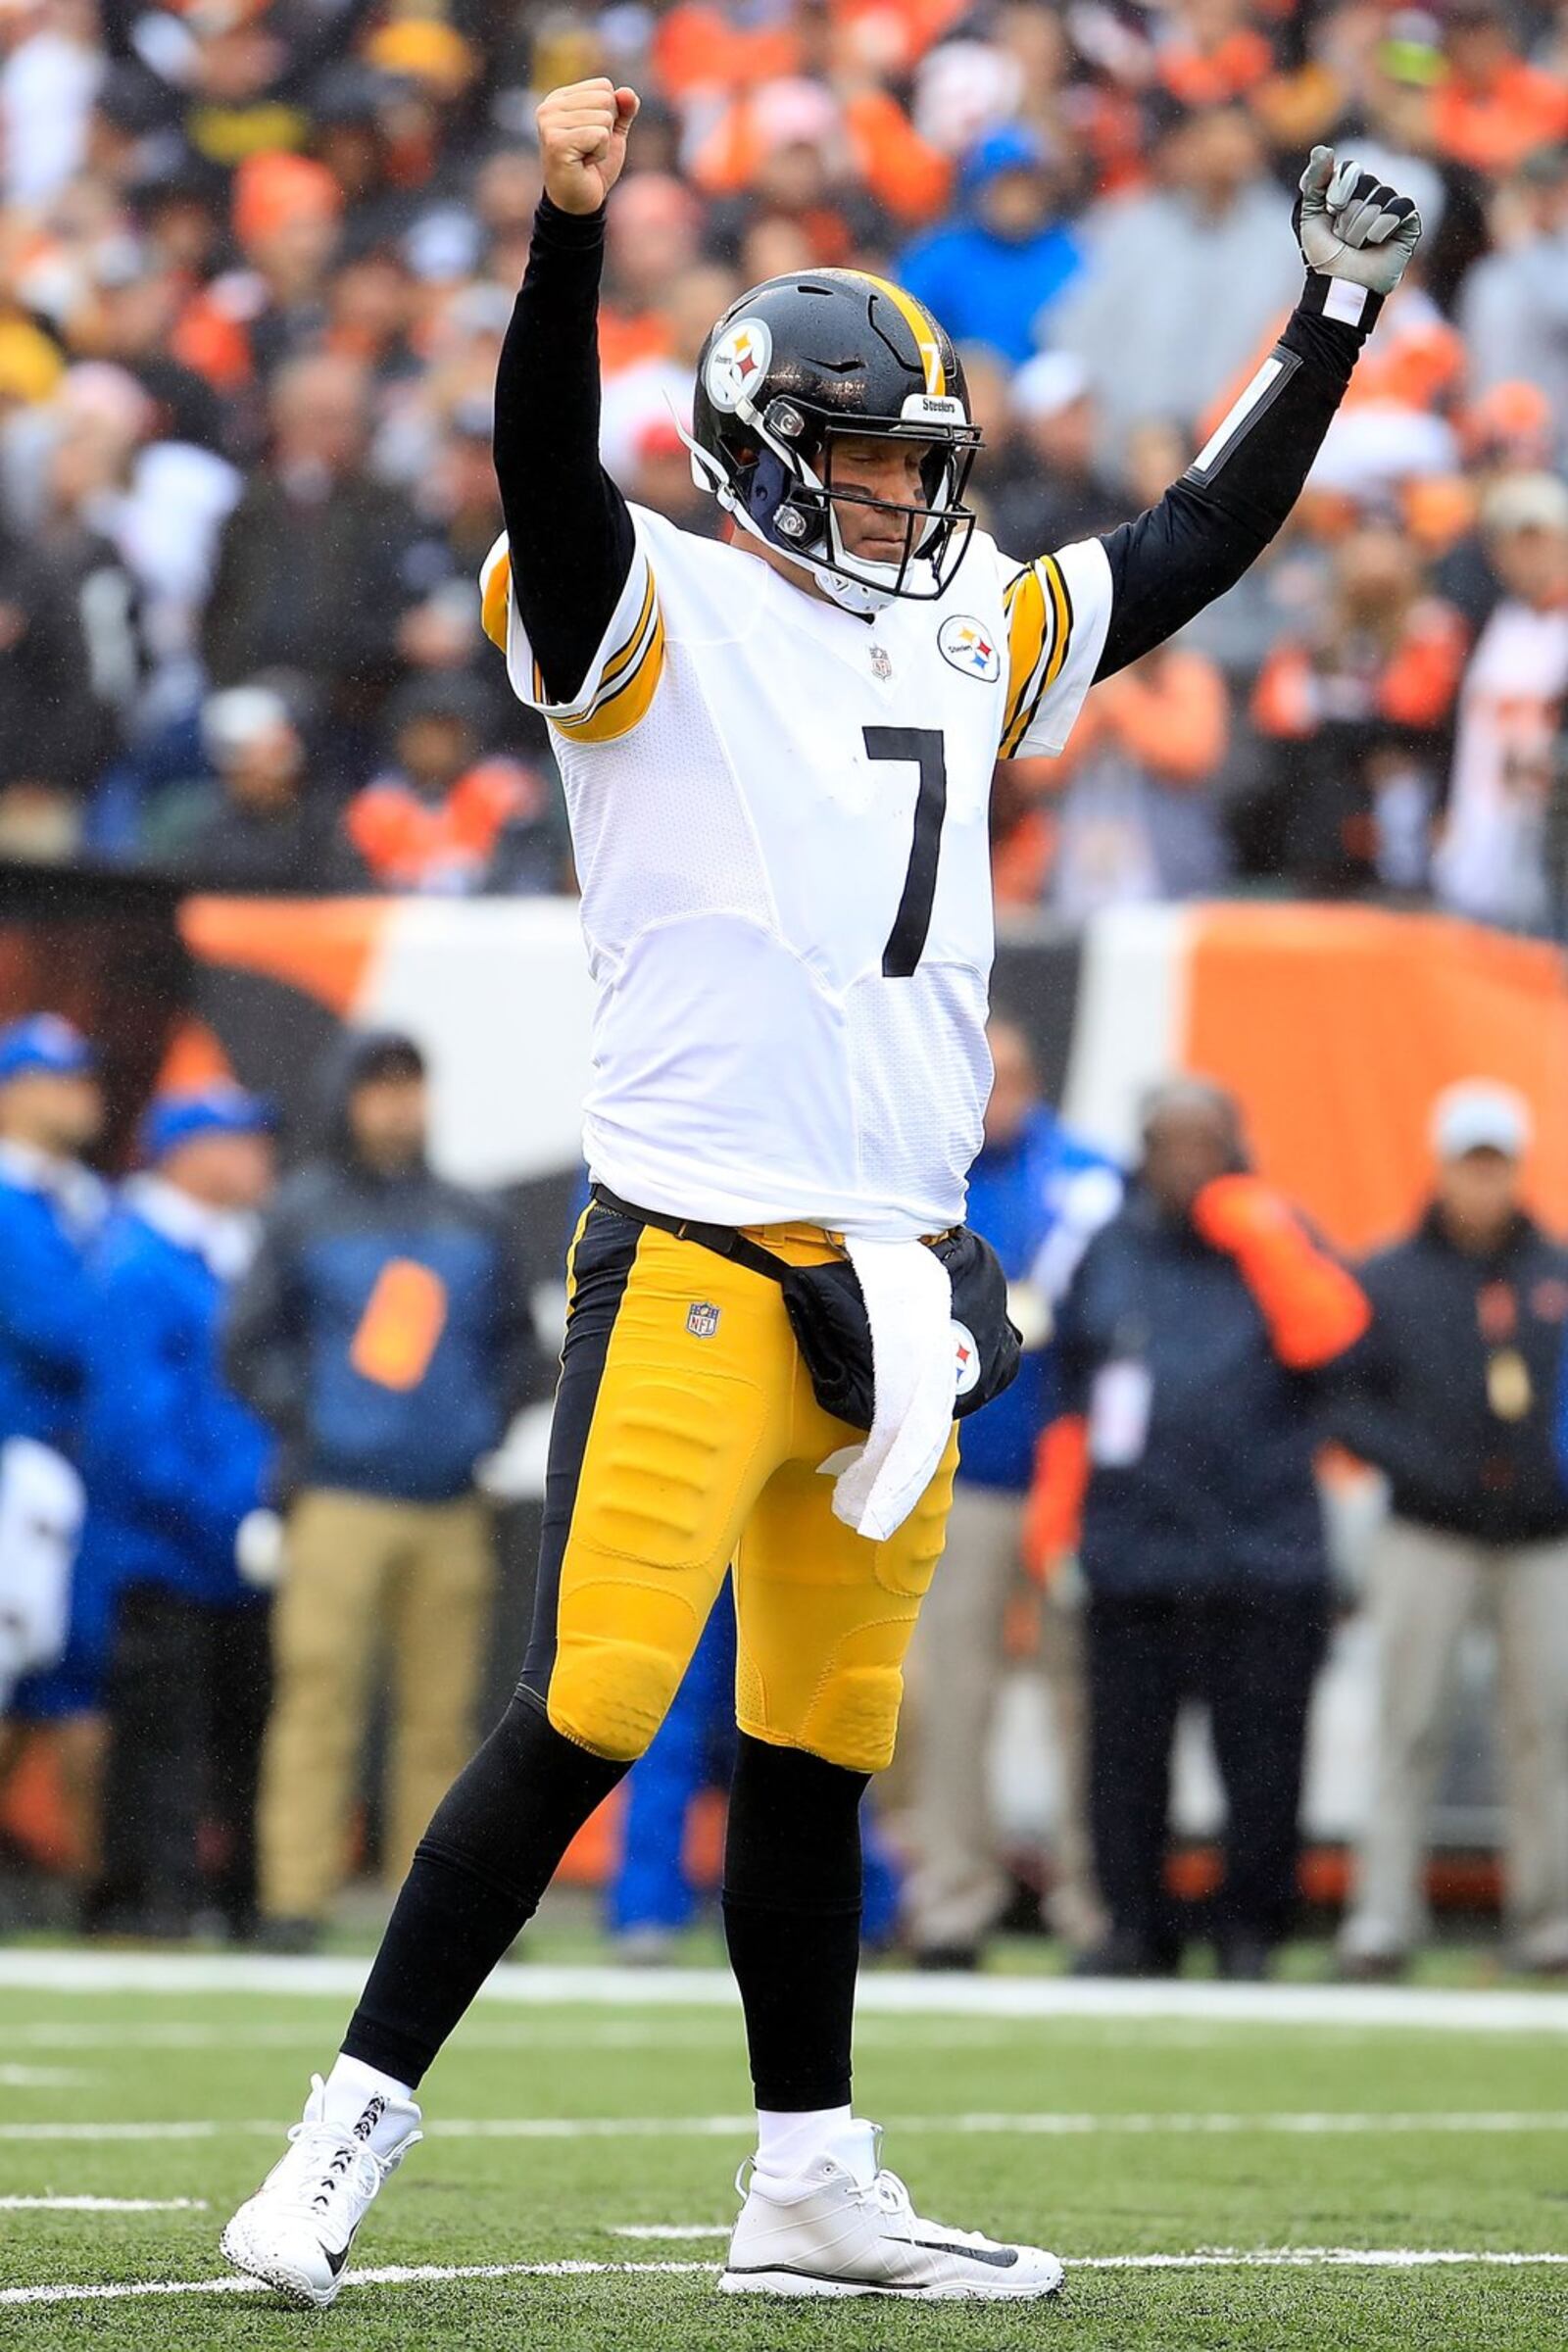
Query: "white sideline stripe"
0 2067 89 2087
6 2249 1568 2307
7 2017 1021 2053
9 2110 1568 2144
0 2197 208 2213
3 1949 1567 2034
612 2226 729 2238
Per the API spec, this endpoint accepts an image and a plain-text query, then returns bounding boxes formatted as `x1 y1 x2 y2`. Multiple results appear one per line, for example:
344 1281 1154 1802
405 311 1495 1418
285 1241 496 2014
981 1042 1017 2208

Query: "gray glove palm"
1296 146 1422 299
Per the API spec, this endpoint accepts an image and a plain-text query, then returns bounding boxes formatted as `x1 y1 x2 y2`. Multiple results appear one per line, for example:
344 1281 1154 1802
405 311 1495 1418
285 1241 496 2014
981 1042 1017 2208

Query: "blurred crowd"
4 1004 1568 1981
0 0 1566 916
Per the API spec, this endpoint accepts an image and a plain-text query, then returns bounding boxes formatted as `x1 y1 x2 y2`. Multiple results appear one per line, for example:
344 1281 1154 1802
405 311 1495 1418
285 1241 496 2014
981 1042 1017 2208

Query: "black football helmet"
689 270 981 616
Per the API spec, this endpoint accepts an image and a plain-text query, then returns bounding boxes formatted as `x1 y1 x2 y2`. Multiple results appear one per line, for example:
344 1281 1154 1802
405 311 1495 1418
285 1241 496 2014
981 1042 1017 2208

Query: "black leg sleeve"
342 1693 626 2088
722 1734 868 2113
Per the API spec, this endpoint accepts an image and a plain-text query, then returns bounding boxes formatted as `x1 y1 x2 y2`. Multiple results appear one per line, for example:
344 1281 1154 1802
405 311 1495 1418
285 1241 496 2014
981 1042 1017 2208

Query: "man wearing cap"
225 1030 537 1950
1333 1080 1568 1975
82 1087 278 1940
0 1019 108 1862
167 685 369 892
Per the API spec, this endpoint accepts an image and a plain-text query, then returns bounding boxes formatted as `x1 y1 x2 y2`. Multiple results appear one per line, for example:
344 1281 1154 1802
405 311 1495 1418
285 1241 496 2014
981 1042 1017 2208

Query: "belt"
589 1183 786 1284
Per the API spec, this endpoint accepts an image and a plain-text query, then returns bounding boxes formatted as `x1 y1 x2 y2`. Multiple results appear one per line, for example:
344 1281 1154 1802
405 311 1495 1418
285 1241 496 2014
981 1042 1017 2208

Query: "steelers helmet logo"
952 1319 982 1398
938 615 1002 683
706 317 772 414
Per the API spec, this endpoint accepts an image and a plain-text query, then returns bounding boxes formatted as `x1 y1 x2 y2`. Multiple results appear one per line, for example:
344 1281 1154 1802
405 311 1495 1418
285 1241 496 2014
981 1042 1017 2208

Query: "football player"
222 80 1420 2306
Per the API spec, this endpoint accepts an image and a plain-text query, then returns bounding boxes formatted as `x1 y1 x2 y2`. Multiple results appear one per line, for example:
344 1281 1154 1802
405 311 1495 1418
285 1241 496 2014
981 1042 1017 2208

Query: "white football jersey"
482 509 1113 1239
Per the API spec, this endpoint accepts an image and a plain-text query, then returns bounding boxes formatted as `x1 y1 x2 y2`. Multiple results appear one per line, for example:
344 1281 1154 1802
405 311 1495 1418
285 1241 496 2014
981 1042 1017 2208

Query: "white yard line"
0 2197 207 2213
0 2069 90 2088
6 2248 1568 2308
611 2226 729 2238
0 2260 715 2308
7 2110 1568 2143
3 1948 1567 2034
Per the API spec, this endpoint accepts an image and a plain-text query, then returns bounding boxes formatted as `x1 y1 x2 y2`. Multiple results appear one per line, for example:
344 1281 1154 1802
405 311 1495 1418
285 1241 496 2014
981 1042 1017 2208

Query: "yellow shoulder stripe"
1000 556 1074 758
552 568 664 744
479 541 512 653
478 539 664 744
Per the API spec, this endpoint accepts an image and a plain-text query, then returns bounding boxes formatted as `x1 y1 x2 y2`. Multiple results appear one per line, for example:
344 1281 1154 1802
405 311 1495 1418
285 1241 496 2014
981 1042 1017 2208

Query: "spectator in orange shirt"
693 77 894 266
174 152 345 395
346 676 559 896
692 57 951 231
1157 0 1275 110
1245 517 1468 893
1432 0 1568 176
1006 645 1232 913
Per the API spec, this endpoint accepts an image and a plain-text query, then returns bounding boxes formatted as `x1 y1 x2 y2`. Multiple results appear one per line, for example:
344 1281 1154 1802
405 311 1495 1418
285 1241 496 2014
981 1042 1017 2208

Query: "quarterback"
223 80 1420 2305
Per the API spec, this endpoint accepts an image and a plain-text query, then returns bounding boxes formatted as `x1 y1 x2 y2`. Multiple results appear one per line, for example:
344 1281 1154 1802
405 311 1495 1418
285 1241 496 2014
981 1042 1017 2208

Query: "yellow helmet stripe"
849 271 947 400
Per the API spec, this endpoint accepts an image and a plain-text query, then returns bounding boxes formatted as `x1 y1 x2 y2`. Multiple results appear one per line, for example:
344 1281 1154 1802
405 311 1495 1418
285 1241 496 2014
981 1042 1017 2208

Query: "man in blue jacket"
85 1086 278 1940
898 127 1083 367
1338 1082 1568 1976
226 1030 537 1950
903 1018 1120 1967
1038 1080 1368 1979
0 1016 108 1901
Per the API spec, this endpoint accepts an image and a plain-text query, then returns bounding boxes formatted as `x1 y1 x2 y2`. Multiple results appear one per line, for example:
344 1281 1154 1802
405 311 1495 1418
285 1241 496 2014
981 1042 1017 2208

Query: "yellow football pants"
519 1200 958 1775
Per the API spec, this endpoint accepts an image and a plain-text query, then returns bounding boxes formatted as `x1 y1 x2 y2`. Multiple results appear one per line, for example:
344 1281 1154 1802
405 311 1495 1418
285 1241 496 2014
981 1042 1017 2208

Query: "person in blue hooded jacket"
83 1086 278 1939
0 1016 109 1909
225 1029 538 1950
897 126 1083 368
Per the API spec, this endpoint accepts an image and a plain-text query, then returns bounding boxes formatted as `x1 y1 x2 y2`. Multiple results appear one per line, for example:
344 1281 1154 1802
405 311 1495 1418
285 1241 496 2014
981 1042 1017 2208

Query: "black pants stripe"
517 1205 640 1708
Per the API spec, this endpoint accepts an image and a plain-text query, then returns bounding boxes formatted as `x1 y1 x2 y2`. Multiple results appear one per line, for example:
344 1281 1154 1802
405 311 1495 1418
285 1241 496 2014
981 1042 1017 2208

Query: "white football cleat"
719 2123 1064 2301
220 2075 421 2308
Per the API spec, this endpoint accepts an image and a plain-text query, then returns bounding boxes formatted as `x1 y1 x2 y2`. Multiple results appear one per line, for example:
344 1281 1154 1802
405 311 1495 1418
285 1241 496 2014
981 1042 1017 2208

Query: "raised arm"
491 79 641 707
1092 151 1422 680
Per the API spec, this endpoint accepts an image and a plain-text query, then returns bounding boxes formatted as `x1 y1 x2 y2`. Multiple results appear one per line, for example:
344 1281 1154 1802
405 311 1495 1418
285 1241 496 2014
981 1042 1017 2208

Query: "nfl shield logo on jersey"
938 615 1002 683
687 1301 721 1340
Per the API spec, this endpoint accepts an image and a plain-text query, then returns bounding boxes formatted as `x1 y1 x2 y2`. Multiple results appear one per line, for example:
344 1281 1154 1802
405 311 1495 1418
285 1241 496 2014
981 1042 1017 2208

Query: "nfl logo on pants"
687 1301 721 1339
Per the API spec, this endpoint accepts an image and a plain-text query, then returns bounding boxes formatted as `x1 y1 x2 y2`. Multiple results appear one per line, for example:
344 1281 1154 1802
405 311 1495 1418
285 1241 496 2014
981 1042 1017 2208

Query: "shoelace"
849 2167 995 2254
276 2122 384 2223
849 2167 917 2237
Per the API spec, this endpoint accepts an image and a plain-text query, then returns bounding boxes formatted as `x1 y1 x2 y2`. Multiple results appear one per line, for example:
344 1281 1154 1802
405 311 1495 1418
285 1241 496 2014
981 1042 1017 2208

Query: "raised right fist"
537 77 640 217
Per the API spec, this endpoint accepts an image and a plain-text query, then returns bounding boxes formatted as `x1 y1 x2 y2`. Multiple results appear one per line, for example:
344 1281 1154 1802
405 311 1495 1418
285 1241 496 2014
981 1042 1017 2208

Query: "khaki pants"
259 1489 493 1923
902 1481 1102 1953
1342 1517 1568 1965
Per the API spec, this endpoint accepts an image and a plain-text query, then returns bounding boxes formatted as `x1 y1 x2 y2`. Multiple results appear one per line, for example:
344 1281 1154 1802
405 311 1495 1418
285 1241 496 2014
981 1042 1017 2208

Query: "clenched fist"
538 77 640 216
1296 146 1422 300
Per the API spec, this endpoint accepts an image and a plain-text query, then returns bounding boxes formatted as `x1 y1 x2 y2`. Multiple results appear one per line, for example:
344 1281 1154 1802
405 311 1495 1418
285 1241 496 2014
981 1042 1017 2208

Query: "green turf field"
2 1960 1565 2349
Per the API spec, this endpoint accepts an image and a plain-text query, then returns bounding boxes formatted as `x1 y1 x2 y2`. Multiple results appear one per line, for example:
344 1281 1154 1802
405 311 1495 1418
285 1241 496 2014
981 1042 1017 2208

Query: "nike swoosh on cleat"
909 2240 1020 2268
324 2241 353 2278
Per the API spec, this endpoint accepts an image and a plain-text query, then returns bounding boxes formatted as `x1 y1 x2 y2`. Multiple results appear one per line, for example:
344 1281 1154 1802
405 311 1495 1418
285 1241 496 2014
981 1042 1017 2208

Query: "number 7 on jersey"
865 727 949 979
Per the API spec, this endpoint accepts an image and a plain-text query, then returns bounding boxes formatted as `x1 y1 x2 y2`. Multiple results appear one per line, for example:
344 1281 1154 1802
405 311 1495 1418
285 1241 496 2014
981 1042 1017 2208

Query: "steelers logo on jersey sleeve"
953 1319 982 1398
938 615 1003 683
706 318 773 414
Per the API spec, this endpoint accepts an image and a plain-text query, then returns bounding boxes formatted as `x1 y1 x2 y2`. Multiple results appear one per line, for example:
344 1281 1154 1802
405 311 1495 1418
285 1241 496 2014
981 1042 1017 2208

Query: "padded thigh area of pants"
547 1274 777 1762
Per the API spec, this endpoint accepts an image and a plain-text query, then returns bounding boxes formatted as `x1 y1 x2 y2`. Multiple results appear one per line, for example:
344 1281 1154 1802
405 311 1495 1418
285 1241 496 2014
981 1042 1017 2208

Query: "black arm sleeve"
493 198 636 708
1094 299 1362 681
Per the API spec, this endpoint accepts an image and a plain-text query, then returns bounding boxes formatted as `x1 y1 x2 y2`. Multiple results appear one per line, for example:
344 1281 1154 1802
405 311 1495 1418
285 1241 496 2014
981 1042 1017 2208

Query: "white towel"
830 1238 955 1544
0 1436 83 1709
